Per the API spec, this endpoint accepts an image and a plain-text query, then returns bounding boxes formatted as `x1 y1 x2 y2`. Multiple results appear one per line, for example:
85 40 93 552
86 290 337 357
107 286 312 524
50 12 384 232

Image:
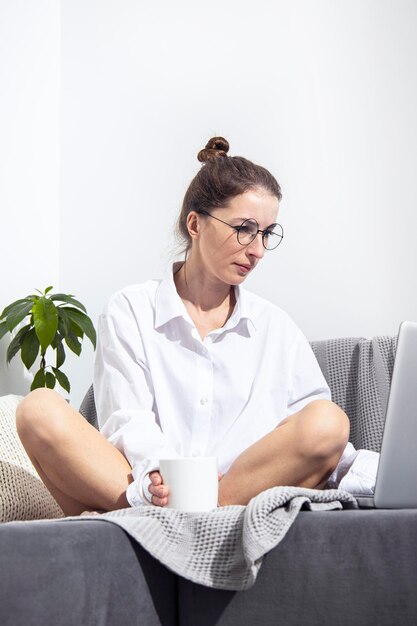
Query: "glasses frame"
197 209 284 250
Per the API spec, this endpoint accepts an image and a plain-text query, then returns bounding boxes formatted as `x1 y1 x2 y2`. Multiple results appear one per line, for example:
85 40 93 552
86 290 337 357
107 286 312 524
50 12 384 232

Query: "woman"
16 137 349 515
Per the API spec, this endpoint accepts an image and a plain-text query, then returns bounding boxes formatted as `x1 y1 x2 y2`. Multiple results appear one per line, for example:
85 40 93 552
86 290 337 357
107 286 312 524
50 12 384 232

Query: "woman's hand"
148 469 224 507
148 470 169 506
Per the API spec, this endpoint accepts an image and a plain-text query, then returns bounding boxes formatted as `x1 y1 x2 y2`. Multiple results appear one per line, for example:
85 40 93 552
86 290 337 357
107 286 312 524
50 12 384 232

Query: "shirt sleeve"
286 330 331 416
93 291 179 507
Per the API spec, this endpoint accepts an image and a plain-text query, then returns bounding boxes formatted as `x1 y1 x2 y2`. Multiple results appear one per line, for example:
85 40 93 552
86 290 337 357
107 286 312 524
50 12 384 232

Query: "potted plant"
0 287 96 394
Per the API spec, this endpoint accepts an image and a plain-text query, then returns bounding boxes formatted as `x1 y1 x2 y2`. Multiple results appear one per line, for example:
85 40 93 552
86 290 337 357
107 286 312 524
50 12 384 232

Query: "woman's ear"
186 211 202 241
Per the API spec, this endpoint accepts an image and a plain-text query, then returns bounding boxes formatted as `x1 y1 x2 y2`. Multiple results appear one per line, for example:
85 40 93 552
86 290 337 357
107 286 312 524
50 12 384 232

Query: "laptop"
355 321 417 508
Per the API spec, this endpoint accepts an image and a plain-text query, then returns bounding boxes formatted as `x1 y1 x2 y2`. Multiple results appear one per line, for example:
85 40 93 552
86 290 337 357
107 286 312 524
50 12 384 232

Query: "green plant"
0 286 96 394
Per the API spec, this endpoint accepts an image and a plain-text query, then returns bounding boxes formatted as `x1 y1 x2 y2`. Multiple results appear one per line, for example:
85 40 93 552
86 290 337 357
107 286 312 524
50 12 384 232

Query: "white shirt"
94 265 333 506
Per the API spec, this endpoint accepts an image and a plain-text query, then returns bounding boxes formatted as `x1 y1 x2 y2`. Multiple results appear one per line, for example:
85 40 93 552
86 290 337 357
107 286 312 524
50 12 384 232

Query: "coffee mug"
159 457 218 512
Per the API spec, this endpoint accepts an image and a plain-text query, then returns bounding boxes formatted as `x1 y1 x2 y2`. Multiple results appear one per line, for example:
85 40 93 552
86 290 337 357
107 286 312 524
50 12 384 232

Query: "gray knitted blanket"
311 336 397 452
72 486 357 590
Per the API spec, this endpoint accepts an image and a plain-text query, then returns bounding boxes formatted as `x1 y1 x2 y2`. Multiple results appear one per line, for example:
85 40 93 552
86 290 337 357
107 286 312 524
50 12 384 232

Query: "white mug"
159 457 218 512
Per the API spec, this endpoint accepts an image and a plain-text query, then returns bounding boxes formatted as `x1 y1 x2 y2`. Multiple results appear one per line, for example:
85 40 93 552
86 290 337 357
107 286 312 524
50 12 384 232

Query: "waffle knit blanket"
311 336 397 452
70 486 357 590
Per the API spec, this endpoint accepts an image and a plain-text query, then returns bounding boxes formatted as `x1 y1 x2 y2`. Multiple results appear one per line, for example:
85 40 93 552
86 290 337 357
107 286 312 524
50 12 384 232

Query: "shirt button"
200 397 209 405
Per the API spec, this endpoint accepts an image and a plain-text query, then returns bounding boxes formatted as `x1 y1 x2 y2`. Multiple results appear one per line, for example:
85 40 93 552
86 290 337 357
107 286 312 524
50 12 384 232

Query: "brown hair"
176 137 282 252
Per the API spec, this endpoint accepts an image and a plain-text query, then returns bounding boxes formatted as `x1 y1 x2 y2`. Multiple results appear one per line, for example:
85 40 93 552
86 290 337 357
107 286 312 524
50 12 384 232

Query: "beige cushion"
0 395 64 522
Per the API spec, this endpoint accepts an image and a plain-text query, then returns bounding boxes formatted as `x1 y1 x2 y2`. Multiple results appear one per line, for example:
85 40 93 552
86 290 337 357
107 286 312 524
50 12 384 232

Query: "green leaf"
57 308 70 337
44 286 53 295
69 319 84 338
0 321 9 341
32 297 59 353
45 371 56 389
1 297 33 320
51 294 87 313
55 339 66 368
51 332 61 350
65 333 81 356
21 328 40 369
52 367 70 394
5 300 33 332
31 368 46 391
6 324 31 364
62 307 96 349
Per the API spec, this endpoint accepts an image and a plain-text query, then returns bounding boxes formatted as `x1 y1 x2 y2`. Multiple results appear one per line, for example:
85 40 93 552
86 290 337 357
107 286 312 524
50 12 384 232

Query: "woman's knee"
16 388 68 443
296 400 350 462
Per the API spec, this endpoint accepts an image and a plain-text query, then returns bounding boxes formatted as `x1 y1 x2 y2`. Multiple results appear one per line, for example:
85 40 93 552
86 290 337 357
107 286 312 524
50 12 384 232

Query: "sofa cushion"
178 509 417 625
0 395 64 522
0 519 178 626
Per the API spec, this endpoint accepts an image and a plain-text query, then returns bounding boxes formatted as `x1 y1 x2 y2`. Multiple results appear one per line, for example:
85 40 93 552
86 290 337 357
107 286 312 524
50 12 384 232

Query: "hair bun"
197 136 230 163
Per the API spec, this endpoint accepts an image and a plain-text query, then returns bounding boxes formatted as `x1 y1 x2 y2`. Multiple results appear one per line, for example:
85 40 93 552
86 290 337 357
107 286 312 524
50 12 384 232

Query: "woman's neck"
174 259 236 338
174 259 232 311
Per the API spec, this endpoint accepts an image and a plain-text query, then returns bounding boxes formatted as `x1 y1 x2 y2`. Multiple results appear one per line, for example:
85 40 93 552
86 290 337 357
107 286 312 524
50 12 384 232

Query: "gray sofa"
1 336 417 626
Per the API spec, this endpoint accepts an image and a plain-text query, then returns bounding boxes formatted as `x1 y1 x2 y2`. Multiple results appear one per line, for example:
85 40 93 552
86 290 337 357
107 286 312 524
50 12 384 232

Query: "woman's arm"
94 290 179 506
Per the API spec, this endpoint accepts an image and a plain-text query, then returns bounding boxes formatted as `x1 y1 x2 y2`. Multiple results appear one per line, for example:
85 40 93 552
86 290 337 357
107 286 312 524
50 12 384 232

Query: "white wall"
2 0 417 408
0 0 60 396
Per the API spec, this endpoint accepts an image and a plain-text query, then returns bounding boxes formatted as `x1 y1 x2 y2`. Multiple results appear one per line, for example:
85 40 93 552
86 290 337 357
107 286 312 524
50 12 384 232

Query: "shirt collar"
154 263 190 329
154 263 257 335
222 285 257 335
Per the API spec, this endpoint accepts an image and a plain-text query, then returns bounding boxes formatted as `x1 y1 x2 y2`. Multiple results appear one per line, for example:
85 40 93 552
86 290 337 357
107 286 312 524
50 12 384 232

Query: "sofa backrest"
80 335 398 453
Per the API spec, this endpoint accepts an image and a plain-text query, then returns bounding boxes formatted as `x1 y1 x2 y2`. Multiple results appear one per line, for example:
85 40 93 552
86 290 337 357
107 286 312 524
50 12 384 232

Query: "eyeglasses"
197 210 284 250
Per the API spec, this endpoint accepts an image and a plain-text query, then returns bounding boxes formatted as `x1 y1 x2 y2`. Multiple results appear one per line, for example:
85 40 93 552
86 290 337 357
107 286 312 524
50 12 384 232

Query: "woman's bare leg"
16 388 133 516
218 399 350 506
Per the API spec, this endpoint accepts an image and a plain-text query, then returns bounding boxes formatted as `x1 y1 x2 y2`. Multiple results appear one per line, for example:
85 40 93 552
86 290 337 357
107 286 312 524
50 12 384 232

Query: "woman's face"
192 187 280 286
